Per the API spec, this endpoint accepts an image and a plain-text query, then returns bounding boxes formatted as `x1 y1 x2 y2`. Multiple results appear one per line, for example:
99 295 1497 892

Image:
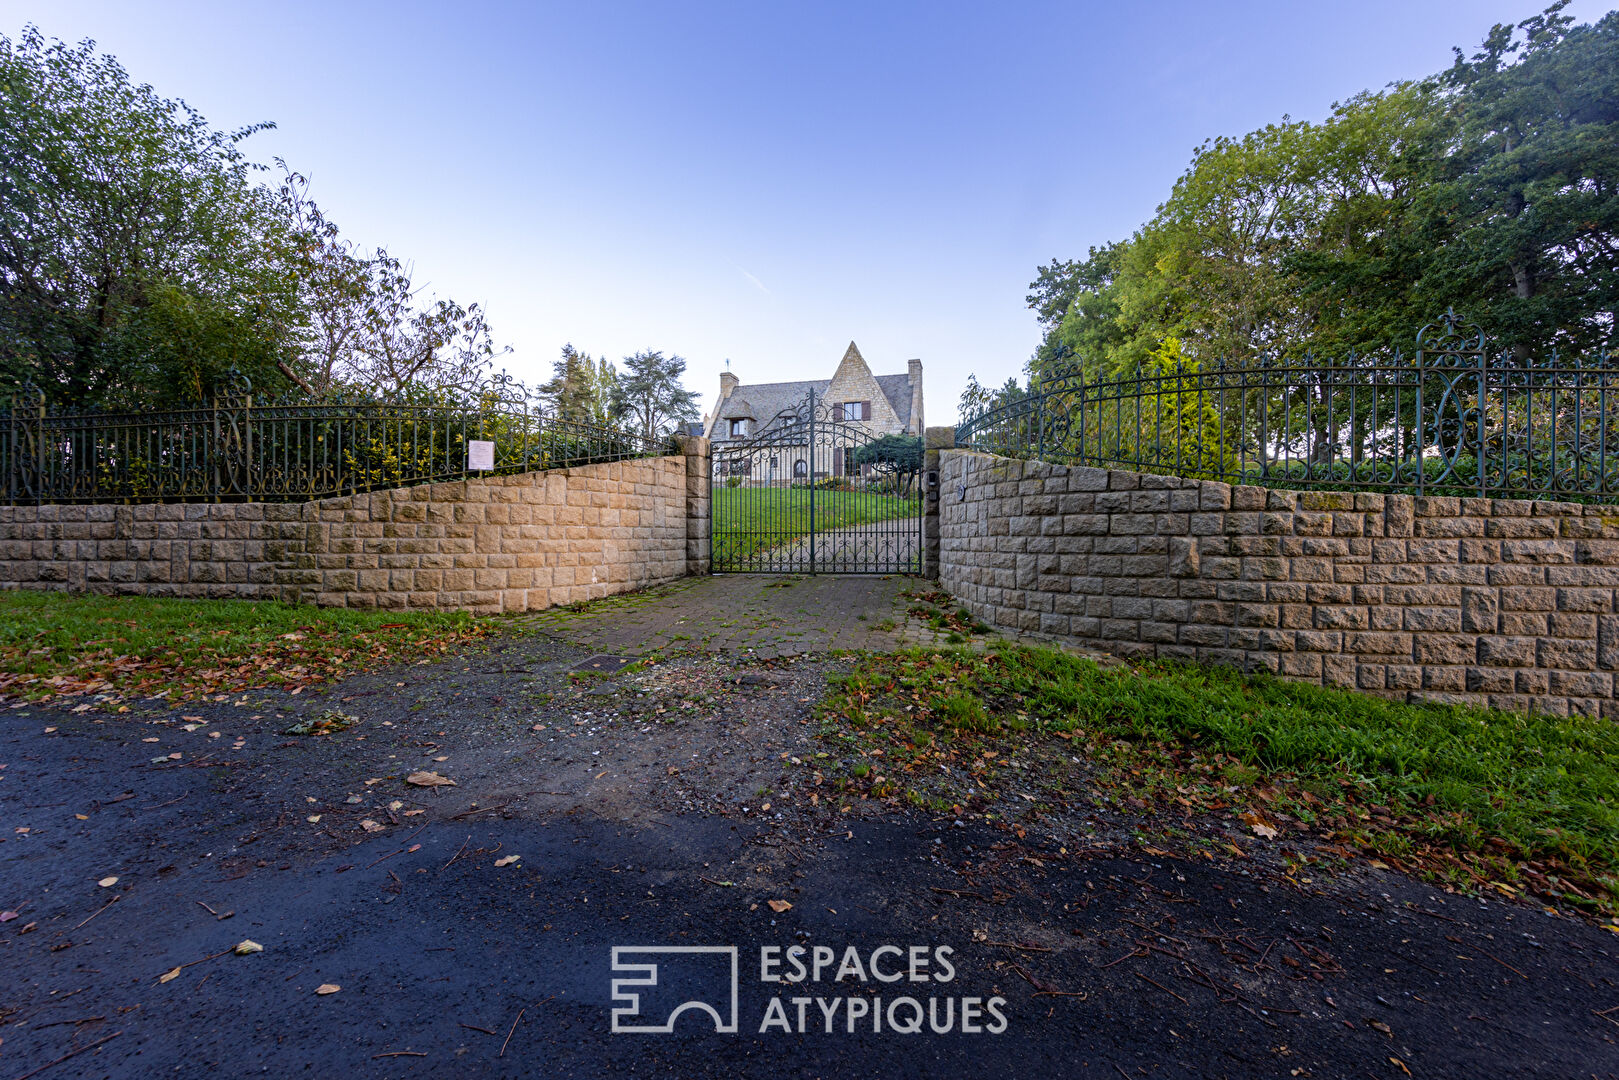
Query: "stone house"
703 343 924 483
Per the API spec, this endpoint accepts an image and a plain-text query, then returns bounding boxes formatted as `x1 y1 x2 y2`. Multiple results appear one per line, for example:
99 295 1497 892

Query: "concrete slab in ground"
519 574 954 656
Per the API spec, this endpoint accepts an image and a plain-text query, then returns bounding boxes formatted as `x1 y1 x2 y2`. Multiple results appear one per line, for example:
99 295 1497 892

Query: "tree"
847 434 924 494
539 343 618 425
341 252 503 398
611 350 699 442
0 26 299 408
1411 2 1619 356
0 28 513 409
274 167 511 401
1028 4 1619 382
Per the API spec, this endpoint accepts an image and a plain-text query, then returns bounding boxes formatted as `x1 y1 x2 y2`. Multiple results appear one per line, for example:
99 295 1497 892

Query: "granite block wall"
0 451 704 615
939 450 1619 717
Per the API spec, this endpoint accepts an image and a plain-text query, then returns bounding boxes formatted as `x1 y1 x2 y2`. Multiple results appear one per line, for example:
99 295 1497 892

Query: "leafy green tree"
611 349 699 442
1029 3 1619 379
1412 2 1619 356
848 434 924 493
0 27 298 407
0 28 513 409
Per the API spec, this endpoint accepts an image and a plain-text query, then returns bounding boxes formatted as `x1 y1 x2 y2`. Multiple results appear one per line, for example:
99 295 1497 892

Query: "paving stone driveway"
518 573 950 656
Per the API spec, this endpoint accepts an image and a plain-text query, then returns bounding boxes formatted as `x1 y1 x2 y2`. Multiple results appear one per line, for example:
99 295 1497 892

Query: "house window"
793 460 807 478
729 419 748 437
839 401 872 422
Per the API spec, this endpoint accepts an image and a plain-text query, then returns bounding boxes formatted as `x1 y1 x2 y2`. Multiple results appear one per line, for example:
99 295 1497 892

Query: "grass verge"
821 642 1619 914
0 592 489 704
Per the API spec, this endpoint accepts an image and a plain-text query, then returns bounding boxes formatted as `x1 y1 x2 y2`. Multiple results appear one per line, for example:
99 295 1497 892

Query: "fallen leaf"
167 752 182 760
43 726 56 732
142 737 159 743
1239 811 1278 840
98 876 118 888
405 771 456 787
0 911 17 922
75 814 88 820
434 755 449 762
359 819 385 833
181 715 202 722
234 940 263 955
158 967 182 983
315 984 340 995
388 801 403 812
306 815 322 824
767 900 792 913
364 778 381 786
494 855 521 867
403 809 424 817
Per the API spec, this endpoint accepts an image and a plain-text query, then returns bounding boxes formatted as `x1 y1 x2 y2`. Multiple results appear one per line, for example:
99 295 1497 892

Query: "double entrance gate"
710 389 922 574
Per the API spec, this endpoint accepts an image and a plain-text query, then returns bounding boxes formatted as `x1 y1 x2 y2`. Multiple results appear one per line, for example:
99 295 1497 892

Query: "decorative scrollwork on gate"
711 388 923 574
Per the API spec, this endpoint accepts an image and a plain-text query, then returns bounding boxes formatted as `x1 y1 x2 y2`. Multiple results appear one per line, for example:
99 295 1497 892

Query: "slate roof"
713 375 913 441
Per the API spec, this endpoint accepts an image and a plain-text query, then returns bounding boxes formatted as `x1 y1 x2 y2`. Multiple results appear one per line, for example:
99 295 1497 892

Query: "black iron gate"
711 389 922 573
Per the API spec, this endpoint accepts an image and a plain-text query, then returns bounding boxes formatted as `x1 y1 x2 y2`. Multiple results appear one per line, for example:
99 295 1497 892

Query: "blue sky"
6 1 1614 423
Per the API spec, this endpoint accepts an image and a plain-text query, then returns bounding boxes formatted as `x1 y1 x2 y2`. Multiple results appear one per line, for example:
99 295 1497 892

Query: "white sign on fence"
467 440 495 471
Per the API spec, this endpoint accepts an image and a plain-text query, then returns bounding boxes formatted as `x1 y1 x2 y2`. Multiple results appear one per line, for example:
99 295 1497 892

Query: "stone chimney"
907 359 924 434
719 371 739 399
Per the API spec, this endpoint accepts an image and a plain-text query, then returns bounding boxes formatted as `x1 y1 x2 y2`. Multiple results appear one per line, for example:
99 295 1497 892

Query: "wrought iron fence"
0 372 660 504
956 312 1619 503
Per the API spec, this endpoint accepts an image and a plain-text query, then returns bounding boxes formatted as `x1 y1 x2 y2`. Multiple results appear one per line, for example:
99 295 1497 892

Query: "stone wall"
0 450 705 614
939 450 1619 717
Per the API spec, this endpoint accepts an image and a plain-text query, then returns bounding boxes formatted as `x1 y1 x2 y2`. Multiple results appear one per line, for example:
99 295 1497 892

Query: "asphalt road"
3 638 1619 1078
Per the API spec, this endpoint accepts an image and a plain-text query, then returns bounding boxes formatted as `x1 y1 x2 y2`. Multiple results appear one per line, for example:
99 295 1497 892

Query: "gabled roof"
711 344 916 441
717 380 829 426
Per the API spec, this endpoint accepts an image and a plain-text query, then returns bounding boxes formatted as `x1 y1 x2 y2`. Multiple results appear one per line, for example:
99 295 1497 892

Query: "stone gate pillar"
675 434 711 575
922 426 955 579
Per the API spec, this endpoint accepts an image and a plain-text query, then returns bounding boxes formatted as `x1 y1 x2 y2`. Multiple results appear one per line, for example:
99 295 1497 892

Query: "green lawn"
0 592 486 703
712 486 919 563
823 643 1619 913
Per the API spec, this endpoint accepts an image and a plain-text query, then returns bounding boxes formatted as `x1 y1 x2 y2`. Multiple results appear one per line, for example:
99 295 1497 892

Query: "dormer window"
729 419 749 437
840 401 871 421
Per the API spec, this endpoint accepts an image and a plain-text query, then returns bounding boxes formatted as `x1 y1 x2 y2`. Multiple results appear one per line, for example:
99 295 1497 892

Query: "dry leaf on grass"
359 819 385 833
98 876 118 887
405 771 456 787
234 940 263 955
494 855 521 867
315 984 340 995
